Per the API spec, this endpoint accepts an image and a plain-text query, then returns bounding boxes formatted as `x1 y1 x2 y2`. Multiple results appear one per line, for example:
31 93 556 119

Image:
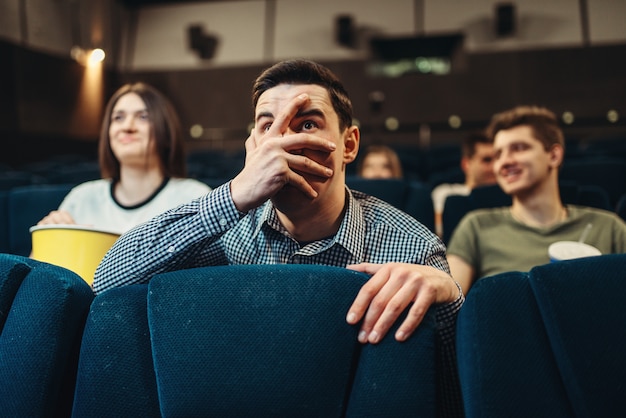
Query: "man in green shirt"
447 106 626 294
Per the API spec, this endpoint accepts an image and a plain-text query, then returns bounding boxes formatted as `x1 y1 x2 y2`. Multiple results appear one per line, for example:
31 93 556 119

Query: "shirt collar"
334 187 366 261
253 187 366 260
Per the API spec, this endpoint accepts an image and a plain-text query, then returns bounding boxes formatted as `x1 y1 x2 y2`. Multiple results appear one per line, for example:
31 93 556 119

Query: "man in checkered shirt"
95 59 464 417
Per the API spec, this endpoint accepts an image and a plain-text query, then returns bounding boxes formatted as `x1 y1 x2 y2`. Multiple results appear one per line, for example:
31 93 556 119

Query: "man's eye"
302 121 317 130
263 123 272 132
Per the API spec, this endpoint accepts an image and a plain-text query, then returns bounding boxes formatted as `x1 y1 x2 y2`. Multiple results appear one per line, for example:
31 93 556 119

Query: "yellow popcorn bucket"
30 225 120 286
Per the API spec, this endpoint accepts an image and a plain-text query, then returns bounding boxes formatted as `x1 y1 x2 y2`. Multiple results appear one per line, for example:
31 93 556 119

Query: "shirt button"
167 245 175 253
219 218 228 226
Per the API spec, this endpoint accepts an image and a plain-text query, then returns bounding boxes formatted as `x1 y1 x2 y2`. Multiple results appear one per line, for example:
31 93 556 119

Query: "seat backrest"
45 162 100 185
71 284 160 418
403 181 435 232
346 177 409 209
0 191 8 253
574 184 612 210
560 157 626 205
441 194 474 245
0 254 94 417
457 254 626 417
427 166 465 190
442 182 614 244
528 254 626 417
457 271 575 417
73 264 438 418
468 184 511 208
346 178 435 232
7 184 74 256
441 184 511 244
0 171 34 191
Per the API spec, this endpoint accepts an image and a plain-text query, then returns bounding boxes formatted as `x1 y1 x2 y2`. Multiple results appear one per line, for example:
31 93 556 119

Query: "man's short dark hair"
252 59 354 131
461 131 491 158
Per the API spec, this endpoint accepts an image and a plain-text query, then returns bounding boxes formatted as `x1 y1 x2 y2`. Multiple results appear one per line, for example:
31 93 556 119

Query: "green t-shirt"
447 205 626 279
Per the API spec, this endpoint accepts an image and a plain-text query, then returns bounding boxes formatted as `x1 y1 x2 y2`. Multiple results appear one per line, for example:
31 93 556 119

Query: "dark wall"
118 64 261 152
125 43 626 150
0 42 18 134
0 40 117 167
2 39 626 168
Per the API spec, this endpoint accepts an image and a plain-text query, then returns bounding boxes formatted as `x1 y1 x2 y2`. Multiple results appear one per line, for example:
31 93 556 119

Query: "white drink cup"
548 240 602 262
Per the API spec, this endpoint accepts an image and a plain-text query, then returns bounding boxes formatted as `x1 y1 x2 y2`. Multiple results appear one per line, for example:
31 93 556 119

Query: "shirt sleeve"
93 183 242 294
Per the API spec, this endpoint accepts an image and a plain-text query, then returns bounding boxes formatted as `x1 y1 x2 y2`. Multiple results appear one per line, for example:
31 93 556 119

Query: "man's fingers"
284 172 319 199
393 285 436 341
285 153 334 179
347 262 381 275
280 134 337 154
244 130 257 155
266 93 309 137
345 265 389 326
360 274 419 344
346 263 453 345
38 210 76 225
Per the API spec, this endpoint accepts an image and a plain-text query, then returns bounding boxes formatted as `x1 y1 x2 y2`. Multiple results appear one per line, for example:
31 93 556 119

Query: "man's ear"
343 126 360 164
460 156 470 175
549 144 564 168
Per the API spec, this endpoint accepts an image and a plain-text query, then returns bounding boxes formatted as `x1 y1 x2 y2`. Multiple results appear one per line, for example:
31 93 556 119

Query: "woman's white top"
59 178 212 235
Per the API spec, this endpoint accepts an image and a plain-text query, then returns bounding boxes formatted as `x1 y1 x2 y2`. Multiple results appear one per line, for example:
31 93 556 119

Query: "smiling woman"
108 92 162 180
357 145 403 180
37 82 211 235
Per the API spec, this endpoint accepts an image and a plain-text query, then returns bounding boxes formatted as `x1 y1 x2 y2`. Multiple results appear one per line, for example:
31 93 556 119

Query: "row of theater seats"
0 161 100 191
4 145 625 193
345 178 626 245
1 178 625 257
0 184 74 256
187 151 626 202
1 251 624 416
441 181 626 244
362 137 626 184
0 177 437 257
0 179 432 256
0 255 438 417
457 252 626 417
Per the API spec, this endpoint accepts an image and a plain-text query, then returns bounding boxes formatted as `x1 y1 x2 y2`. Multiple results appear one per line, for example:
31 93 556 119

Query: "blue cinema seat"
346 177 435 233
72 264 439 417
442 182 613 245
440 184 511 244
456 254 626 417
0 253 94 417
44 162 100 185
7 184 74 256
0 191 8 253
0 170 35 191
560 157 626 206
